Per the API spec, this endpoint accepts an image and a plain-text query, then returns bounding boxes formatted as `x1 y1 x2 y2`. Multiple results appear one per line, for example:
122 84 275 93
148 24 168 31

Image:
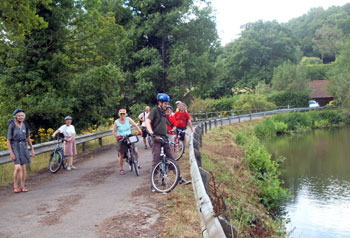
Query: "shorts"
177 127 186 141
14 156 28 165
116 140 128 153
142 127 148 138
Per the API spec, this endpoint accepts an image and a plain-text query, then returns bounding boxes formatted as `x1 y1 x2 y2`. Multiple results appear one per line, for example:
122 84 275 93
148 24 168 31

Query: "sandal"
138 164 142 169
120 169 125 175
21 186 28 192
13 186 20 193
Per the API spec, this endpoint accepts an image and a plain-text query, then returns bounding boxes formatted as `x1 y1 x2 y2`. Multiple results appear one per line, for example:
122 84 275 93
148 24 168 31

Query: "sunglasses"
120 113 126 115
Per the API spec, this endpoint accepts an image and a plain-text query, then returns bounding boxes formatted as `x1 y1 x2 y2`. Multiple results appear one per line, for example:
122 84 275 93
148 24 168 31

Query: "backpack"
8 119 30 139
139 112 145 126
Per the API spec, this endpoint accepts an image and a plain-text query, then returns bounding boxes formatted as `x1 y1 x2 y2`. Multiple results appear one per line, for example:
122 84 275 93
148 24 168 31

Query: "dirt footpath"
0 142 166 238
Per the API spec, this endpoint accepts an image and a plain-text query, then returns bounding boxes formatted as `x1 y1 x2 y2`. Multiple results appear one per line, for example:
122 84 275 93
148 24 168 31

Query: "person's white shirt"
58 125 76 137
138 112 150 127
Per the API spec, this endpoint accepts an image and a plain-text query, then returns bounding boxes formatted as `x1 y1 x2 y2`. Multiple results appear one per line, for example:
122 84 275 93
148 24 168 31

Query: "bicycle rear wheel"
131 150 140 176
49 151 63 173
150 158 180 193
172 140 184 161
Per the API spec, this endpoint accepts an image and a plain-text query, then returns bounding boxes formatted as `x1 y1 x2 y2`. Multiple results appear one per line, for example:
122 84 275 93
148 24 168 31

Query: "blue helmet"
13 109 24 115
157 93 170 102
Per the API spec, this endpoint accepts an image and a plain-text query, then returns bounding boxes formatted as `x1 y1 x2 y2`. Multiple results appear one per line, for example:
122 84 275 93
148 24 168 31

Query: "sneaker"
71 165 77 170
151 186 156 192
179 177 191 185
144 145 148 149
66 166 72 171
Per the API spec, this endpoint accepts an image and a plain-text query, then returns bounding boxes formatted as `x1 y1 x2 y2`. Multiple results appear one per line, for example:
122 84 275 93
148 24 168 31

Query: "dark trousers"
151 139 174 168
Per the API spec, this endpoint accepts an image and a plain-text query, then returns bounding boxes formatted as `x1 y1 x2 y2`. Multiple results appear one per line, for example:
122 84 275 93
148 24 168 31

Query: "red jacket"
166 115 177 135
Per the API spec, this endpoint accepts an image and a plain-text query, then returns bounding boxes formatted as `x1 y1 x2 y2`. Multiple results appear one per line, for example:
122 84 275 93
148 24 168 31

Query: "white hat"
175 101 182 104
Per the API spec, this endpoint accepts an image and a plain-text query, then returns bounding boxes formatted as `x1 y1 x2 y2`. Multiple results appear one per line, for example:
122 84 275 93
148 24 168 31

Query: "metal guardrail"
189 105 329 237
0 130 113 165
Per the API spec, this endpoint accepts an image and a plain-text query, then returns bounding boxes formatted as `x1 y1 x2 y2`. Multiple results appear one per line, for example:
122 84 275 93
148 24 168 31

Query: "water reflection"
264 127 350 238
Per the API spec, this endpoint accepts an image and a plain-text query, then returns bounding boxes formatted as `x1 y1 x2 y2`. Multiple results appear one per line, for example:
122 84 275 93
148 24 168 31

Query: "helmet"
157 93 170 102
64 116 73 120
166 105 173 110
118 109 127 115
13 109 24 115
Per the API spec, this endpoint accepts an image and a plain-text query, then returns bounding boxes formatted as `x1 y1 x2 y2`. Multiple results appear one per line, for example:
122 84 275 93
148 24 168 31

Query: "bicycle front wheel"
172 140 184 161
131 150 140 176
49 151 63 173
150 158 180 193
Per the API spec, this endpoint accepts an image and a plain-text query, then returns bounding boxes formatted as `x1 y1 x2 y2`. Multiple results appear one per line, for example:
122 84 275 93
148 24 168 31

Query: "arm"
27 136 35 157
113 123 117 138
145 118 153 135
129 118 142 133
188 119 194 133
51 129 60 138
7 139 15 161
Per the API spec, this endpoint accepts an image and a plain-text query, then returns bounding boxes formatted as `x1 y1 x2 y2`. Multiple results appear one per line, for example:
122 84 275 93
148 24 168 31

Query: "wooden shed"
309 80 334 106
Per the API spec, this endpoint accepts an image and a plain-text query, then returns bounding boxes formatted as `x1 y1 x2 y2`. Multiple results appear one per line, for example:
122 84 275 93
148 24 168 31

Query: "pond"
264 127 350 238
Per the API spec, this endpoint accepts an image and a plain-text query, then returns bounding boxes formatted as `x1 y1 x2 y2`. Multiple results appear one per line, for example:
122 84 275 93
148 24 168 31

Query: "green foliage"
268 91 310 107
128 103 148 120
274 112 312 131
235 131 289 210
328 39 350 110
209 96 238 111
233 94 276 113
254 118 288 137
255 110 345 137
271 61 309 92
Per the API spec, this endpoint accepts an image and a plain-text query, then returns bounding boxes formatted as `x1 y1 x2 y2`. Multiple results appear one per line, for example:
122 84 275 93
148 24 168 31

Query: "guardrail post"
228 116 231 124
238 116 241 123
263 112 266 118
209 120 212 130
99 138 103 147
214 119 217 128
205 112 208 120
82 142 86 152
249 114 252 121
220 119 223 126
205 122 208 134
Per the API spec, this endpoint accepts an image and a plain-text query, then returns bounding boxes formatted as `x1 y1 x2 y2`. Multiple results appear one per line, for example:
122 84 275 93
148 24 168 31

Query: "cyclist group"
7 93 193 193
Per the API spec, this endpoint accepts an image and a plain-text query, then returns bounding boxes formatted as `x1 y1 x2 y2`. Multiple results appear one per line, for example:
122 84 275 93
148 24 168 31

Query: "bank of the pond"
201 120 287 238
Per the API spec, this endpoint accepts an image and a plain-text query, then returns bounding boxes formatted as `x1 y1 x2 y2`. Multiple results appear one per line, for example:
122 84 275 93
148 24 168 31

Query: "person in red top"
165 105 177 143
174 103 193 143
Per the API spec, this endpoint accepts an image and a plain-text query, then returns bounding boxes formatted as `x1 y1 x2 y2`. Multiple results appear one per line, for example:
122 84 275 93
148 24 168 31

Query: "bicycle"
49 137 68 173
169 128 186 161
150 135 180 193
118 134 140 176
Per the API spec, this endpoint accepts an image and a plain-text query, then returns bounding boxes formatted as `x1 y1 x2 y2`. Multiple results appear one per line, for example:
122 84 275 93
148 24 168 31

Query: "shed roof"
309 80 333 98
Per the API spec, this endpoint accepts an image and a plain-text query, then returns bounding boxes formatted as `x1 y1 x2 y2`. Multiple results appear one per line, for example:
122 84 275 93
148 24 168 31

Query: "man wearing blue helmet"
146 93 190 191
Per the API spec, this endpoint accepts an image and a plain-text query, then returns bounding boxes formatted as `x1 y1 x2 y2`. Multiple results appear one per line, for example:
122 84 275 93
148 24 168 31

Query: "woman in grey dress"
6 109 35 193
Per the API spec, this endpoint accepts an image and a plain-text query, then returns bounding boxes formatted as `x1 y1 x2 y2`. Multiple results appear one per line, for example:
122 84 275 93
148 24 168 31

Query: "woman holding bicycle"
7 109 35 193
52 116 77 171
174 103 193 141
113 109 142 175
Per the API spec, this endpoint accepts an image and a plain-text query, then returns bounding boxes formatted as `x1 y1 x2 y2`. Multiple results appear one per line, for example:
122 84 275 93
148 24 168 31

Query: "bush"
234 94 276 114
254 118 288 137
188 97 215 113
236 132 289 210
209 96 238 112
274 112 312 131
268 91 310 107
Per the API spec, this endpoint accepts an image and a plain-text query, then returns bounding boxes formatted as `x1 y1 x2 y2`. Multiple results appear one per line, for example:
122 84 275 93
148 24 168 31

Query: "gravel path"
0 142 162 238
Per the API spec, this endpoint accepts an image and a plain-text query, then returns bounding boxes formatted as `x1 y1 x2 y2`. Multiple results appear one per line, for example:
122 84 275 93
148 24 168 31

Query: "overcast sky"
210 0 350 45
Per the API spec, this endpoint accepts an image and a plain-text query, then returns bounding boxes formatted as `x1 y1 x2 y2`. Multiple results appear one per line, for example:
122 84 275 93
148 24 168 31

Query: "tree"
224 20 298 87
328 39 350 109
313 24 344 63
271 61 309 92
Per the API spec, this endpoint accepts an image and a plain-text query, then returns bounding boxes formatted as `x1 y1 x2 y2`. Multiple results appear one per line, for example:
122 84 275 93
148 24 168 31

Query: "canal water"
264 127 350 238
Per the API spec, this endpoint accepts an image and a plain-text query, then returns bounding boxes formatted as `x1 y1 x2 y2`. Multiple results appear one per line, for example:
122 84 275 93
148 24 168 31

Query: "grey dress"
7 123 31 165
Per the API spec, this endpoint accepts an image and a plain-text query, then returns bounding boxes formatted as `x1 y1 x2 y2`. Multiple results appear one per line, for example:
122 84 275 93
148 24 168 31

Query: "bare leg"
119 152 124 170
13 165 21 188
67 156 73 166
20 164 26 188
